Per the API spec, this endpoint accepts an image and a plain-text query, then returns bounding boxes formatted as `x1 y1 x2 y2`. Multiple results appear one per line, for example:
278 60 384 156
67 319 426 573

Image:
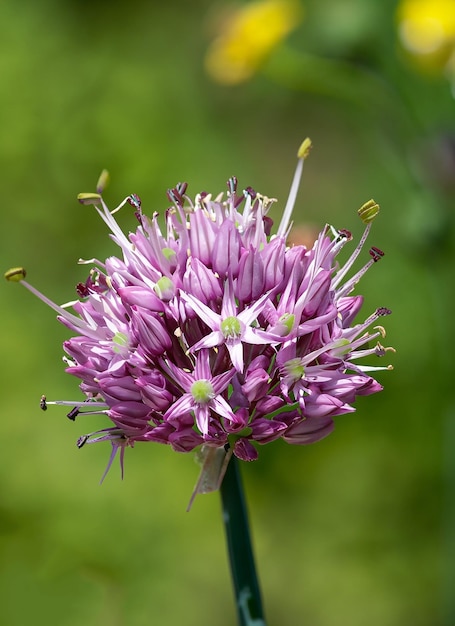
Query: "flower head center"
191 379 215 404
220 316 242 339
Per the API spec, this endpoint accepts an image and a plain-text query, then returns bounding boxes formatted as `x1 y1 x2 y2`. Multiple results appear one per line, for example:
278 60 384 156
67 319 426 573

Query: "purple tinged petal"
241 368 270 402
261 237 285 292
319 374 382 401
203 422 228 445
303 394 354 418
109 401 152 419
64 363 99 389
99 441 122 484
142 422 175 444
309 229 336 272
247 355 271 371
180 291 221 329
250 418 288 443
228 376 249 409
226 339 244 372
106 359 131 376
162 359 196 393
135 373 173 411
283 246 308 289
297 305 338 336
355 377 383 396
118 445 126 480
98 376 142 403
168 428 204 452
195 403 210 434
212 219 242 277
108 402 151 432
224 408 249 432
268 410 301 428
255 395 285 417
337 296 364 327
283 416 334 445
163 394 194 424
236 247 265 304
118 286 165 312
188 209 216 266
210 367 237 395
130 306 172 356
183 258 222 305
234 438 258 461
211 396 237 423
191 331 225 352
300 270 331 318
194 351 210 380
236 291 272 327
221 274 237 318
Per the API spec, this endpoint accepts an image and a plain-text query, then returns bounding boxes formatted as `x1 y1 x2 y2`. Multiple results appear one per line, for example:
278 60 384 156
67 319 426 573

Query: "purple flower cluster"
6 140 393 484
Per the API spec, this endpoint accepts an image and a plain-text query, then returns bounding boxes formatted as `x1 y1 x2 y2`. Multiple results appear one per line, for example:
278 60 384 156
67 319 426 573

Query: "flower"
5 138 394 496
161 349 237 437
180 277 273 373
205 0 303 85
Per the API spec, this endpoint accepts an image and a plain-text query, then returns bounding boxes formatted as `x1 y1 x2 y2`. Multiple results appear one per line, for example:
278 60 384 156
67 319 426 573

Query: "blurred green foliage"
1 0 453 625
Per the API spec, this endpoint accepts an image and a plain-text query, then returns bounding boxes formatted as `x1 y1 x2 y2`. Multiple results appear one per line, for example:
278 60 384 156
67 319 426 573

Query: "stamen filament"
19 278 97 335
44 400 109 407
277 138 312 239
332 223 371 289
335 257 375 299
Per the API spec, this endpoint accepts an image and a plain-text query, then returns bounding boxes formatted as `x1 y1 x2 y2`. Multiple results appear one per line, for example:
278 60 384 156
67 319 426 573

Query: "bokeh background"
1 0 454 624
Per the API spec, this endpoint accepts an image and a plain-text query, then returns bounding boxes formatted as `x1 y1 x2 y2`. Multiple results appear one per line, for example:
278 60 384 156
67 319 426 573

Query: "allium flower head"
5 139 394 500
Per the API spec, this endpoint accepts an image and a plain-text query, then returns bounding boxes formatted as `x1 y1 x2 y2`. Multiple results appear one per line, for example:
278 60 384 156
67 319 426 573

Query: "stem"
220 455 266 626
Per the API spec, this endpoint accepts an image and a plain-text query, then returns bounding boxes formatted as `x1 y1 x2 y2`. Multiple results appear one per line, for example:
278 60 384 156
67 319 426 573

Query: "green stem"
220 455 266 626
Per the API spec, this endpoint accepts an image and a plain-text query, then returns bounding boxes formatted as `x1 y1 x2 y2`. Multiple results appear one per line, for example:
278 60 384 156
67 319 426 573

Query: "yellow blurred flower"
396 0 455 73
205 0 303 85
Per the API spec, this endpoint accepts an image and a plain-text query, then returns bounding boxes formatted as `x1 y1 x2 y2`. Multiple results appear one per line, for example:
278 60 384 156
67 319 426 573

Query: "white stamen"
46 400 108 408
240 191 253 232
277 156 304 239
20 279 97 337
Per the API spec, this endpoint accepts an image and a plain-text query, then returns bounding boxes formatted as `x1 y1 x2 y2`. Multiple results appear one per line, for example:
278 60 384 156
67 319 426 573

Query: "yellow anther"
96 169 110 194
77 192 102 205
358 199 380 224
4 267 26 282
297 137 312 159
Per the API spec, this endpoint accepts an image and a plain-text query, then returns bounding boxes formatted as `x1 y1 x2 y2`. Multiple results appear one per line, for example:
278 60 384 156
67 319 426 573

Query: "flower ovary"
221 316 242 339
191 380 215 404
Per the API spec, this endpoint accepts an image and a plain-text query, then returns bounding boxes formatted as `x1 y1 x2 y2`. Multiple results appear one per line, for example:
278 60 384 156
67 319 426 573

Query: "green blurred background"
1 0 454 624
